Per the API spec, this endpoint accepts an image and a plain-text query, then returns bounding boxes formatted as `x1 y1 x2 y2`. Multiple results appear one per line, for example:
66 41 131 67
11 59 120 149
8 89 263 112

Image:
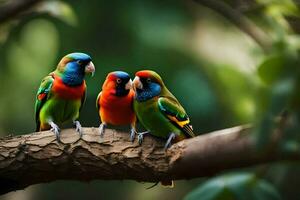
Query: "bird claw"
49 121 60 141
164 133 176 150
138 133 143 145
130 127 136 142
73 120 83 138
137 131 150 145
99 123 106 137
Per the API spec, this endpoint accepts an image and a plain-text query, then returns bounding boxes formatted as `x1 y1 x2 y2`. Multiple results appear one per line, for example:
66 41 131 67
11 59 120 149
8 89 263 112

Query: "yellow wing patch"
167 115 190 128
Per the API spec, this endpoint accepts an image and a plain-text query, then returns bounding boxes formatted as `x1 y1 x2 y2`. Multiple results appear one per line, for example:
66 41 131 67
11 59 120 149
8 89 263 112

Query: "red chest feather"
52 76 86 99
99 90 135 125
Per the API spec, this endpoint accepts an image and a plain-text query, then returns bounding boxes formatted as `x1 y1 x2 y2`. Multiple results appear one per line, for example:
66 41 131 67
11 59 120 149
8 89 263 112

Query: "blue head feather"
111 71 131 97
135 81 161 102
114 71 130 79
61 53 92 86
66 52 91 61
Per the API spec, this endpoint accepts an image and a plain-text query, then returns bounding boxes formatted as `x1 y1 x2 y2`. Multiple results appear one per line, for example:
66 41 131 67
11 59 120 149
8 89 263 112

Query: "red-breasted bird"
35 52 95 141
133 70 195 149
96 71 136 141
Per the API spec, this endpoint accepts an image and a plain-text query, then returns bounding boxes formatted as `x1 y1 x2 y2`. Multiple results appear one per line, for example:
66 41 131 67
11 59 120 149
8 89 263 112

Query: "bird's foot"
130 126 136 142
164 133 176 150
99 123 106 137
137 131 150 145
49 121 60 141
73 120 83 138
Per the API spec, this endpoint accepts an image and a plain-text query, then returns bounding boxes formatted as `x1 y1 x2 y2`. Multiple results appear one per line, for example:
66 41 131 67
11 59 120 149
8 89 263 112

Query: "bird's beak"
85 61 95 76
133 76 143 90
125 79 133 90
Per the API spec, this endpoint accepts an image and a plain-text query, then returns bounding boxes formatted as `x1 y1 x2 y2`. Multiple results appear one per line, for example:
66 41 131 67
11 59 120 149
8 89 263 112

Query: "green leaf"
270 78 294 114
254 180 282 200
184 173 281 200
257 55 285 85
184 178 235 200
266 0 300 18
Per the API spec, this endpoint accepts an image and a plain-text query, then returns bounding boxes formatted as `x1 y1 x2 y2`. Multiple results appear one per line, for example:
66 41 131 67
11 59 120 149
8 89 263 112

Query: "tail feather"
36 121 40 132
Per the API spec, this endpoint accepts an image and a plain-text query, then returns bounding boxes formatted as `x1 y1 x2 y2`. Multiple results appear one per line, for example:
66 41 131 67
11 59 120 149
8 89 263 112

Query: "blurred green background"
1 0 300 199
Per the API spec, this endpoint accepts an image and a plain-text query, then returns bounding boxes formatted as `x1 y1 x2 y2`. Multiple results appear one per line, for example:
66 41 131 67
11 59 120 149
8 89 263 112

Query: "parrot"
132 70 195 188
96 71 136 141
35 52 95 141
133 70 195 148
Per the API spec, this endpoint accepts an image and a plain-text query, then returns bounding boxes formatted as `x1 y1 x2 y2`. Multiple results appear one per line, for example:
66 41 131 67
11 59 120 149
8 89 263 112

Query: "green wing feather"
158 96 195 138
35 73 54 131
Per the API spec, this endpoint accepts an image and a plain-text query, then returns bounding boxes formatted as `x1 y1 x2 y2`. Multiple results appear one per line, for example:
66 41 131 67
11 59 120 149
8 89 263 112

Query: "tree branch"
193 0 272 52
0 0 42 25
0 125 299 194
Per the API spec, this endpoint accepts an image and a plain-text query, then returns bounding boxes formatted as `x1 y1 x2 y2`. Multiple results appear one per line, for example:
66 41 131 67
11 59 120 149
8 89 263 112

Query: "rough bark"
0 125 299 195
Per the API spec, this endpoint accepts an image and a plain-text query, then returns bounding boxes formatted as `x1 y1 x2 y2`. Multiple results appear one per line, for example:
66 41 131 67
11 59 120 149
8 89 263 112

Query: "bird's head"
133 70 164 102
56 52 95 85
103 71 132 97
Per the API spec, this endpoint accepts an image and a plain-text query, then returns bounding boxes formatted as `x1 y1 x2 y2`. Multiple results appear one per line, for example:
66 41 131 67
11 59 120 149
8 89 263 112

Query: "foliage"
1 0 300 199
184 173 281 200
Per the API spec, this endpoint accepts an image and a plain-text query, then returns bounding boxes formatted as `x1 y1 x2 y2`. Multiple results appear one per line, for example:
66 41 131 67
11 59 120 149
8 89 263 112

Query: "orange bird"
96 71 136 141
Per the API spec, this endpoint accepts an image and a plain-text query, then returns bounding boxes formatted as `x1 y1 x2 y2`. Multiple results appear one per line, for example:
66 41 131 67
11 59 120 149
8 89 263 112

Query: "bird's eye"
116 78 122 84
146 78 151 83
77 60 83 65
